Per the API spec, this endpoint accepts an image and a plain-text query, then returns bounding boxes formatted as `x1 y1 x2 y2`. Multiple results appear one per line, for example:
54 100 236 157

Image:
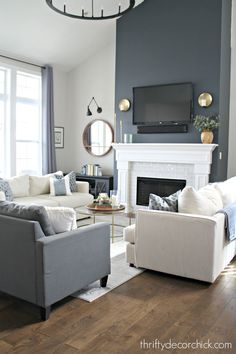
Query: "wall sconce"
118 98 131 112
198 92 213 108
87 97 102 116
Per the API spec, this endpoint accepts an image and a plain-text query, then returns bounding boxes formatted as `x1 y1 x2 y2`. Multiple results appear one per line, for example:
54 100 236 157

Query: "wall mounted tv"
133 82 193 126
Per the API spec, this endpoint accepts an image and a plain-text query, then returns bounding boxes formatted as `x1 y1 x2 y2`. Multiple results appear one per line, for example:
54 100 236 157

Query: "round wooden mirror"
83 119 114 157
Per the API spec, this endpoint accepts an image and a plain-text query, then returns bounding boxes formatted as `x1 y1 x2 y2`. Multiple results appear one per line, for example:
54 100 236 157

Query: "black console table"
76 174 113 198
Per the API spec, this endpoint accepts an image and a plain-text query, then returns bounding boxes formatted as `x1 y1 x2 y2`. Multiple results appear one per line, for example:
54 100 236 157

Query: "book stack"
81 164 102 176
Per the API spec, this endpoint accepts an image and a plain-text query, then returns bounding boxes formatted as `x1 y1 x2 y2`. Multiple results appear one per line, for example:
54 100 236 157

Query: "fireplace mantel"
112 143 218 210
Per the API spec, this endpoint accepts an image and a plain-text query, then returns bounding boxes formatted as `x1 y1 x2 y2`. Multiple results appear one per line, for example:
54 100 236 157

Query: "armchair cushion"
124 224 135 243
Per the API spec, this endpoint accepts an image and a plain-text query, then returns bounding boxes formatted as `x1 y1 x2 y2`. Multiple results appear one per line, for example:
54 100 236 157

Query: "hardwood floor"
0 258 236 354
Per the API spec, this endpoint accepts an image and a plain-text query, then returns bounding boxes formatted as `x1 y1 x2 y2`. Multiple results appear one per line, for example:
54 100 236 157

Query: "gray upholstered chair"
0 214 110 320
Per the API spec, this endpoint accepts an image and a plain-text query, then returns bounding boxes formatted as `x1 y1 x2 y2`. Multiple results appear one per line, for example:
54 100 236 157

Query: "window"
0 63 42 177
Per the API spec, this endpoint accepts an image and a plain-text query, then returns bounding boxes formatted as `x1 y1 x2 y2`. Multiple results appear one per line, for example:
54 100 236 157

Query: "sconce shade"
87 107 92 116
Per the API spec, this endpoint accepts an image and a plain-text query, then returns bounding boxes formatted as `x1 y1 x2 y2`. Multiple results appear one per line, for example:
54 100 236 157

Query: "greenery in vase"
193 115 219 132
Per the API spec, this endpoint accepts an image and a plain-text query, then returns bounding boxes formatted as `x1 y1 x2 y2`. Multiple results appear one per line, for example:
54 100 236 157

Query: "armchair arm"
135 209 225 282
36 223 110 307
76 181 89 193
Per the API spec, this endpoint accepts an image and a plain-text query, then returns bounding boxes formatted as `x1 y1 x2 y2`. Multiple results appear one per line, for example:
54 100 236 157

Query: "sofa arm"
36 223 110 307
135 210 225 282
76 181 89 193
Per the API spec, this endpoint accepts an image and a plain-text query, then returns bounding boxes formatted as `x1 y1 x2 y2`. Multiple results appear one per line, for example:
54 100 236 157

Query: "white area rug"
72 241 143 302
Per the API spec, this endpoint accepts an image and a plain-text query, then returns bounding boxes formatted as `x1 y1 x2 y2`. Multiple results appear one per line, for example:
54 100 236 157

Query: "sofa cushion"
0 191 6 201
45 206 77 234
148 191 180 212
50 175 72 196
7 175 29 197
214 176 236 207
14 196 59 207
0 201 54 236
178 185 223 216
43 192 94 208
0 179 14 201
124 224 135 244
29 171 63 196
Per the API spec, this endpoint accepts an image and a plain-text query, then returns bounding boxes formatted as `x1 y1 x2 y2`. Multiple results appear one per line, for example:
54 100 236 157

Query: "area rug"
72 248 143 302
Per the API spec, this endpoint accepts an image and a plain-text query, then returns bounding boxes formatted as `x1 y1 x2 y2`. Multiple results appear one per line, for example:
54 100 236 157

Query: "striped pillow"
50 175 72 196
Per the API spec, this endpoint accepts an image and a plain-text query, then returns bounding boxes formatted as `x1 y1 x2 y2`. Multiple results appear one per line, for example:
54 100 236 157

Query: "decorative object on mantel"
54 127 64 148
87 97 102 116
118 99 131 112
198 92 213 108
124 133 133 143
194 115 219 144
45 0 141 21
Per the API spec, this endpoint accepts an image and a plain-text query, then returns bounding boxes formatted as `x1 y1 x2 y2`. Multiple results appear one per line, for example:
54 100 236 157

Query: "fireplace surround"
112 143 218 210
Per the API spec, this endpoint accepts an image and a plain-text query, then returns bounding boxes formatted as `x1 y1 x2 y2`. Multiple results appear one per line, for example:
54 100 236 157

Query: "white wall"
67 41 116 175
228 0 236 178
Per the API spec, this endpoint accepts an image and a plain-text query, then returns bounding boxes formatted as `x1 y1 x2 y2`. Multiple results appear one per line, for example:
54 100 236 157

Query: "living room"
0 0 236 353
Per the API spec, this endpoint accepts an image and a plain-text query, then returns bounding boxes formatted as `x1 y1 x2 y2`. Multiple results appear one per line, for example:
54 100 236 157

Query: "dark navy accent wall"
115 0 231 183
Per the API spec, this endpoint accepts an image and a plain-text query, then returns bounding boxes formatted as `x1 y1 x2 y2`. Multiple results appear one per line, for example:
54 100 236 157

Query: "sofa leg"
40 306 51 321
100 275 108 287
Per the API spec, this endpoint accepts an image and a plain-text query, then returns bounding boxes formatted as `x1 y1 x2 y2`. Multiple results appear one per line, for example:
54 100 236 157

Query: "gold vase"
201 130 213 144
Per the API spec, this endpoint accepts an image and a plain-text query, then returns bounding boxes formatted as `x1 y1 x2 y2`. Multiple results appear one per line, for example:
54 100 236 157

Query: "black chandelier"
45 0 136 21
87 97 102 116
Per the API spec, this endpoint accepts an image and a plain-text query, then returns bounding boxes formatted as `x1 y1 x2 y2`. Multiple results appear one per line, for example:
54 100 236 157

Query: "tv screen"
133 83 193 125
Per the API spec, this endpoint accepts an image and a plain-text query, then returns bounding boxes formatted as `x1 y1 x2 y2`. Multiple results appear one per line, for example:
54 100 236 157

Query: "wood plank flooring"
0 258 236 353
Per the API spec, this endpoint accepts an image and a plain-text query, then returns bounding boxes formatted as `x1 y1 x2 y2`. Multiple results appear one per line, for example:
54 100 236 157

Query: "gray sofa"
0 214 110 320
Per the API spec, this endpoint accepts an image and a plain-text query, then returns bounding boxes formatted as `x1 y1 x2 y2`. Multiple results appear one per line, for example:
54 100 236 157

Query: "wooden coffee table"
78 203 126 242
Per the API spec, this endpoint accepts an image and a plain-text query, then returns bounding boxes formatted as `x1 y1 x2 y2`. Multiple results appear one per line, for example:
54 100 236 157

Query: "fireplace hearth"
136 177 186 206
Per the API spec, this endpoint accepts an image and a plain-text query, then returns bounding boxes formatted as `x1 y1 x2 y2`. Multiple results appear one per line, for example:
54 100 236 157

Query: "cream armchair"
124 209 236 283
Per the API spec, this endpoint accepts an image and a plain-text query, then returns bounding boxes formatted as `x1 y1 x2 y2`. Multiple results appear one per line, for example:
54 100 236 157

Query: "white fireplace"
112 143 218 210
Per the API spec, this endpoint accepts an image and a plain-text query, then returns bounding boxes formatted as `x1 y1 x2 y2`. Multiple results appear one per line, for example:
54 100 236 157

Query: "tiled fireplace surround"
112 143 218 211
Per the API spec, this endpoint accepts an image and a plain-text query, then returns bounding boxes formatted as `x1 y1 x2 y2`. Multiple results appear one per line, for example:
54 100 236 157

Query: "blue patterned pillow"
148 190 181 212
54 171 77 193
66 171 77 192
0 178 14 201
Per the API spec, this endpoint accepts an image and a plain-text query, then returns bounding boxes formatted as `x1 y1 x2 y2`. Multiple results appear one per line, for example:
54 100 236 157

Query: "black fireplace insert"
136 177 186 206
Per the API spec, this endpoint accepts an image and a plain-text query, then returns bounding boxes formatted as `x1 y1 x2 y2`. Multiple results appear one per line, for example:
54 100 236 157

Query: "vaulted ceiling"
0 0 144 71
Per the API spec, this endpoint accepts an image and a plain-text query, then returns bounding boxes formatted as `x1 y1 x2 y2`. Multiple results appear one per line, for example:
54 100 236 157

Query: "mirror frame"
82 119 114 157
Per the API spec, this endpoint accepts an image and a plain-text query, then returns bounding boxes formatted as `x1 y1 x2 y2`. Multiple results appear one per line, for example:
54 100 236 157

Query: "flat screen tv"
133 82 193 125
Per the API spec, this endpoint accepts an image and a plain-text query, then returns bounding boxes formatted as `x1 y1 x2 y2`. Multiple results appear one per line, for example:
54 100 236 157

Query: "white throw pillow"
7 175 29 197
0 191 6 201
50 175 72 196
178 185 223 216
214 176 236 207
29 171 63 196
45 206 77 233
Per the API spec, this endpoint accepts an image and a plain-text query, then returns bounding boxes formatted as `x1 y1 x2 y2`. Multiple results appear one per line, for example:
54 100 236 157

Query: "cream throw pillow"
7 175 30 197
29 171 63 196
214 176 236 207
45 207 77 233
178 185 223 216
